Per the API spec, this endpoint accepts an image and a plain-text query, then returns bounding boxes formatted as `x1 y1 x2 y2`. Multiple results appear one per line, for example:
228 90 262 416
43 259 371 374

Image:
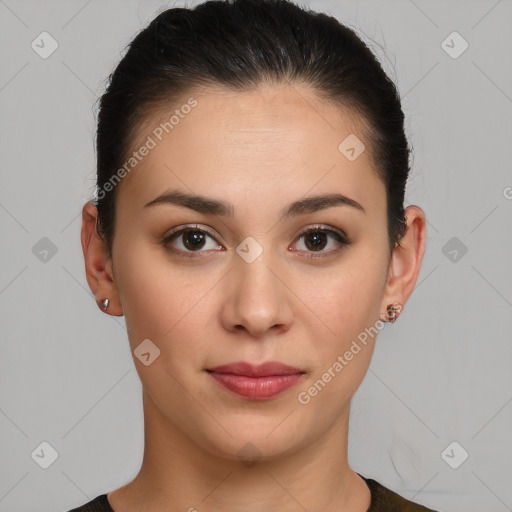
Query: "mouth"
206 361 306 401
207 361 305 377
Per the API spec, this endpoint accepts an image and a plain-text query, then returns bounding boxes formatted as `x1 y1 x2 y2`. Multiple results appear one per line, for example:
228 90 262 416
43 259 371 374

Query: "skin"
81 82 426 512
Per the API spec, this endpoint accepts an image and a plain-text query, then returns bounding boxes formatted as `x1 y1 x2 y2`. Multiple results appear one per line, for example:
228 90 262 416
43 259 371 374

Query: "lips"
207 361 304 377
206 361 305 400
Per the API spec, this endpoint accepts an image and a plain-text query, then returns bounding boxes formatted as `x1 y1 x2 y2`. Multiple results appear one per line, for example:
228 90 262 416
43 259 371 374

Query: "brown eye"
181 229 207 250
303 230 328 251
291 225 351 258
162 224 224 258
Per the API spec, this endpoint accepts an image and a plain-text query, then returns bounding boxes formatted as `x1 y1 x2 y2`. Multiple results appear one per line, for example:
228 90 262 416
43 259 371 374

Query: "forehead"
116 83 384 218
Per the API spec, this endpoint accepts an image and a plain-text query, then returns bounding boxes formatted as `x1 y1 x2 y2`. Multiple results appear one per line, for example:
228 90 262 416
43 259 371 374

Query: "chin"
193 412 312 464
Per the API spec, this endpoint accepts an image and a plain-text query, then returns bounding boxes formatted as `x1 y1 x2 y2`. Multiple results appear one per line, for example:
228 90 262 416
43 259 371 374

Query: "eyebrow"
144 189 366 219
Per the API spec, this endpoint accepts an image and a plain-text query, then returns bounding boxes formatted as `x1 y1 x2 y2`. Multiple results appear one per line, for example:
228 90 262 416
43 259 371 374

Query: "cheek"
114 242 177 339
300 249 387 336
294 247 387 391
114 241 220 367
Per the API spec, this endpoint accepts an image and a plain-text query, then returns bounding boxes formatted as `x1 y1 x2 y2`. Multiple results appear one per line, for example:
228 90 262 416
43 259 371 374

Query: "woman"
72 0 436 510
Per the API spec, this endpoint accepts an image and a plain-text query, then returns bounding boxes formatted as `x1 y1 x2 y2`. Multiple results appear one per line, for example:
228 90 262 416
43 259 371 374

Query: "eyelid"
294 223 350 243
164 223 218 241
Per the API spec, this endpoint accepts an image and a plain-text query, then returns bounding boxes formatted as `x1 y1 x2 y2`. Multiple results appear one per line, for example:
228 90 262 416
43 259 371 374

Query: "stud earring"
379 302 403 323
102 298 109 311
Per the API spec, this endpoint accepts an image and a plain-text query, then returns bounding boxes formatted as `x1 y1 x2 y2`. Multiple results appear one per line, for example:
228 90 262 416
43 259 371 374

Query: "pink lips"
207 361 305 400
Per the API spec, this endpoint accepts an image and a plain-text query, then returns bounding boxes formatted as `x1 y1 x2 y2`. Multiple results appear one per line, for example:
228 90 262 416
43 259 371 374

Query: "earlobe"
379 205 427 321
80 201 123 316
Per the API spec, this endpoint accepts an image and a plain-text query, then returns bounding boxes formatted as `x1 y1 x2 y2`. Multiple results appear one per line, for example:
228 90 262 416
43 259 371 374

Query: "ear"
81 201 123 316
380 205 427 319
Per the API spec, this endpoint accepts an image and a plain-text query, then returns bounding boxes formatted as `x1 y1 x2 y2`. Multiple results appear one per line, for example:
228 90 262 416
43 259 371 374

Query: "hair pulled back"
94 0 410 257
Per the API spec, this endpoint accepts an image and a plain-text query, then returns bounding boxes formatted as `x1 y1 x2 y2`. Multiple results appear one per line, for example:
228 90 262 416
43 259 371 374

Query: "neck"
107 389 371 512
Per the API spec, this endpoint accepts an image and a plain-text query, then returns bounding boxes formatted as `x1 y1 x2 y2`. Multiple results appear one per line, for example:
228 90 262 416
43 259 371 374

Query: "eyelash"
161 223 351 259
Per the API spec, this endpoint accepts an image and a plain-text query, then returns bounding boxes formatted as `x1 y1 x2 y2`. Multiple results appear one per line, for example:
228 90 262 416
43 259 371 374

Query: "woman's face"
100 83 400 460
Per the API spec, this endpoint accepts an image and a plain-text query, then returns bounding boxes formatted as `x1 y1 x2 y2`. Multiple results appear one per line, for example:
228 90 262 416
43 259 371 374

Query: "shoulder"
64 494 113 512
358 473 440 512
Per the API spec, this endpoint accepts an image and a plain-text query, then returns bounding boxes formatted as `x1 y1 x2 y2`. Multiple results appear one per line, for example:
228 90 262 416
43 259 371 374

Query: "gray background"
0 0 511 511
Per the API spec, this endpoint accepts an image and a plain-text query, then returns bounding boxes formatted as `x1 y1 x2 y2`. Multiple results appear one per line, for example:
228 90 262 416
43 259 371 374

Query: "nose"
220 246 293 339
